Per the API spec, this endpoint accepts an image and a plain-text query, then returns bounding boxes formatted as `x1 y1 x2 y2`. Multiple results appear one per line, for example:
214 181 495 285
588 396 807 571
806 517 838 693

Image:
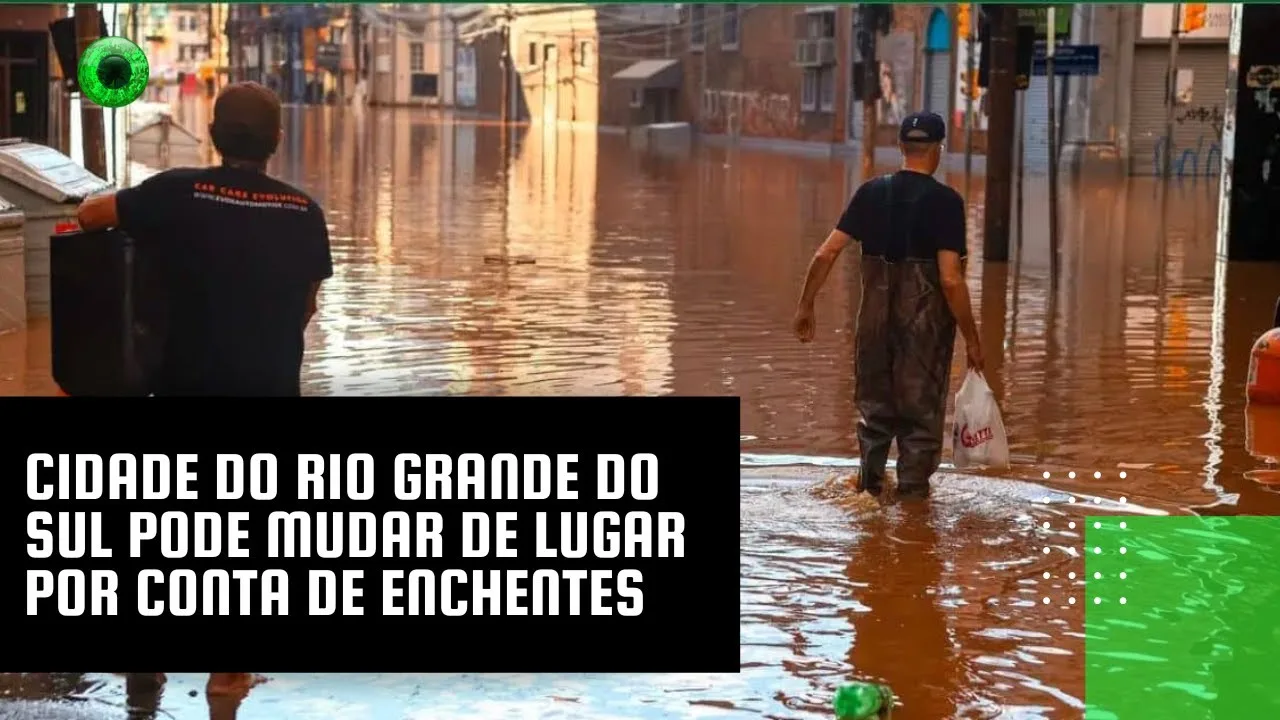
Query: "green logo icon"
77 36 149 108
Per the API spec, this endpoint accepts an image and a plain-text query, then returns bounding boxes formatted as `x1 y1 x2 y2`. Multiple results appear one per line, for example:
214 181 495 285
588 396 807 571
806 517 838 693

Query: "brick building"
461 4 682 129
680 4 974 153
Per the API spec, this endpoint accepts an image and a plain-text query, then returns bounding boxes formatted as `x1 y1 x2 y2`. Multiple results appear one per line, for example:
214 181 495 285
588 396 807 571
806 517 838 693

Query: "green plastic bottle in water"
832 681 894 719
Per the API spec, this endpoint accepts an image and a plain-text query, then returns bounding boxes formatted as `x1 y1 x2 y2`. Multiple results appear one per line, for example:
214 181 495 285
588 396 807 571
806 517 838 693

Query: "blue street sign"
1032 43 1100 77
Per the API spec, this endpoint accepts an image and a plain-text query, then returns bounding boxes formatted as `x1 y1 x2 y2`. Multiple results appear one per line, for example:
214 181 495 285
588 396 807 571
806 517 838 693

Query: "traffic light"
1183 3 1207 33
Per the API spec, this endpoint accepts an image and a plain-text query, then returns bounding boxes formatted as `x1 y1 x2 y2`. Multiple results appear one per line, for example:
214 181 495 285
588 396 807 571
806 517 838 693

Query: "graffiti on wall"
1153 134 1222 178
702 89 798 137
1151 101 1225 177
877 32 916 127
1176 104 1225 136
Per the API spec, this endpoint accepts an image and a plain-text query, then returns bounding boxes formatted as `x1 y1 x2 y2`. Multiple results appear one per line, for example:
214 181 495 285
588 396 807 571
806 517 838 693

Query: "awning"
611 59 682 90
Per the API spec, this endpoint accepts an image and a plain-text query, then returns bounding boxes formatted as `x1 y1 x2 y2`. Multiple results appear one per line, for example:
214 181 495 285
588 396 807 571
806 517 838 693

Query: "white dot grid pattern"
1036 470 1131 609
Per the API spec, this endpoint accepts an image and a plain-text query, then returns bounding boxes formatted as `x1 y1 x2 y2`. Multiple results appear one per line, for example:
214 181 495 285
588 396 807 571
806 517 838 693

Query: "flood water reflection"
1 105 1278 719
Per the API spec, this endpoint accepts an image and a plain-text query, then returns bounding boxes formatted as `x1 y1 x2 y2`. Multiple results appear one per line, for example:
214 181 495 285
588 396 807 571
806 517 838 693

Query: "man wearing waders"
793 112 983 499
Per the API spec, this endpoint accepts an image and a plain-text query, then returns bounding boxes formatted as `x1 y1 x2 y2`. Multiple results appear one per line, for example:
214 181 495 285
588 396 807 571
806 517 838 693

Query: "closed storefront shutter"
1129 43 1228 177
925 51 950 115
1022 74 1051 173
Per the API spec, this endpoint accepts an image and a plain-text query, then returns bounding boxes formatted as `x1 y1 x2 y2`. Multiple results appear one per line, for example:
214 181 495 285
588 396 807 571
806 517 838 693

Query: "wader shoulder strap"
880 174 928 263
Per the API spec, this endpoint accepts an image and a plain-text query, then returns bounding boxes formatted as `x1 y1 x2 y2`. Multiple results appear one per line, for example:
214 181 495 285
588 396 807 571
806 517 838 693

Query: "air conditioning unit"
794 39 819 66
816 37 837 66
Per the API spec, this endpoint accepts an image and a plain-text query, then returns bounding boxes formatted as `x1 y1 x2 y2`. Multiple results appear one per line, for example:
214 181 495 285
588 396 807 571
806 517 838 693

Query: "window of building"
630 88 644 108
721 4 740 50
801 67 836 114
409 42 424 72
799 9 837 39
528 42 537 66
578 40 593 68
801 68 817 112
818 66 835 112
410 73 438 98
689 4 705 49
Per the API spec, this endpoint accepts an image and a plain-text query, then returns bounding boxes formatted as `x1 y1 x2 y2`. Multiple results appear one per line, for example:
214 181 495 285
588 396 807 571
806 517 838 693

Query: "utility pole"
351 5 362 104
856 6 878 180
206 3 217 95
257 7 267 87
130 3 139 43
963 4 976 177
982 5 1016 263
1162 2 1183 179
1046 6 1060 283
499 5 513 125
74 4 107 179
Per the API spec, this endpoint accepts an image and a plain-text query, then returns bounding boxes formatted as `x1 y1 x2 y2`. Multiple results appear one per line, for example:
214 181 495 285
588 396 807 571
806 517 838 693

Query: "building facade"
1129 3 1229 177
366 5 449 107
0 3 66 148
227 3 338 104
678 4 965 153
461 4 681 129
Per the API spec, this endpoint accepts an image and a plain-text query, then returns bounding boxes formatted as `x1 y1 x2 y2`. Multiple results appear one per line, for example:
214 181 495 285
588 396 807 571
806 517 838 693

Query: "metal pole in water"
1046 6 1060 287
1164 3 1183 179
1015 90 1025 260
963 5 976 178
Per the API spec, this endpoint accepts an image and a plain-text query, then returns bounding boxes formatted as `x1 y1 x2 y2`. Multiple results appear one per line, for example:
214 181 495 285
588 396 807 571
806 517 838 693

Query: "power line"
454 3 757 45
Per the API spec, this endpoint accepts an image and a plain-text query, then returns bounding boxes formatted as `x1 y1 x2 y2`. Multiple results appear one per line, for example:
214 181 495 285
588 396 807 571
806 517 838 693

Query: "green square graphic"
1085 516 1280 719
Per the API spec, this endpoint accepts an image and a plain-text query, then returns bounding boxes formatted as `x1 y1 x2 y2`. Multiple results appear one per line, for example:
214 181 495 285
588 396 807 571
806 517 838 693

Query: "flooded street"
2 105 1278 719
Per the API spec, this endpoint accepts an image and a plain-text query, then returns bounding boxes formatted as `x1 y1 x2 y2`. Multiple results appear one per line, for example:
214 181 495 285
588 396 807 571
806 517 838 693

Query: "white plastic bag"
951 370 1010 469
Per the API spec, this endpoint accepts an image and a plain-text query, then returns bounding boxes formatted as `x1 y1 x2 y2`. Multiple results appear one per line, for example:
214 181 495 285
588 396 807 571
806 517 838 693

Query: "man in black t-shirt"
793 112 983 499
76 82 333 396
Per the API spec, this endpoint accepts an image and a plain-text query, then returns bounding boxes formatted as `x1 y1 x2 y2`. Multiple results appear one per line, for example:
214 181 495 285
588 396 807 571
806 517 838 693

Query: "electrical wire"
427 3 760 47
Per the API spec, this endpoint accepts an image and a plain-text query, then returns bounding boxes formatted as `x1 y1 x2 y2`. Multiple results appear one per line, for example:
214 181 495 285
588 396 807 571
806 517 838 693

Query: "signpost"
1046 7 1060 291
1032 43 1100 76
1017 4 1072 38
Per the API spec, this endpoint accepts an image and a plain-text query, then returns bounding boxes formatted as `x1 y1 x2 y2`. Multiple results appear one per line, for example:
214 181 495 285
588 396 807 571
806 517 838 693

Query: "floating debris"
483 255 536 265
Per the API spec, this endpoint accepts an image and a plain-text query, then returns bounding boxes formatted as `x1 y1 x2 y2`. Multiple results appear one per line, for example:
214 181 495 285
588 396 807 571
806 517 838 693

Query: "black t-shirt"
115 166 333 396
835 170 967 261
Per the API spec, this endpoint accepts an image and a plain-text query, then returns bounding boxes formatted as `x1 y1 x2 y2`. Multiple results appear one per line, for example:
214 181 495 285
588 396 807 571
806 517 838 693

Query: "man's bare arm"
937 249 980 348
797 229 853 307
76 193 121 232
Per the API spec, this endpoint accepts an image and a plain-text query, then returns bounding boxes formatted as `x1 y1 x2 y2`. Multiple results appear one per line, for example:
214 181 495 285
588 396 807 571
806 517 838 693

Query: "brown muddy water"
1 105 1278 719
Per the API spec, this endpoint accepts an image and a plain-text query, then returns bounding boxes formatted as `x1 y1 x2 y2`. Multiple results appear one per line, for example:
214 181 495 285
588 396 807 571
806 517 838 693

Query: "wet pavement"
1 103 1278 719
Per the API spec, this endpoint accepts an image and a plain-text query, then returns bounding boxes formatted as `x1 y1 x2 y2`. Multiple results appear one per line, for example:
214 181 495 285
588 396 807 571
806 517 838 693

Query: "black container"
49 230 168 396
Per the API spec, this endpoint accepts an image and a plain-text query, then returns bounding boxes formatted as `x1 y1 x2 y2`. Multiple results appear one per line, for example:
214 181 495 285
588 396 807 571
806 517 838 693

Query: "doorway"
0 31 49 144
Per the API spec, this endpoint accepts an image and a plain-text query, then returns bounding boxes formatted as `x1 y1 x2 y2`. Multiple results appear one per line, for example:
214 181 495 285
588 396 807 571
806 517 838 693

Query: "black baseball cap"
899 112 947 143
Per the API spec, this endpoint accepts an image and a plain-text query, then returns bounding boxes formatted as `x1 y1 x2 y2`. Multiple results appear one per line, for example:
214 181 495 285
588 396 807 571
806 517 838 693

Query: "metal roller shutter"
1022 74 1051 173
1129 44 1228 177
925 51 950 115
